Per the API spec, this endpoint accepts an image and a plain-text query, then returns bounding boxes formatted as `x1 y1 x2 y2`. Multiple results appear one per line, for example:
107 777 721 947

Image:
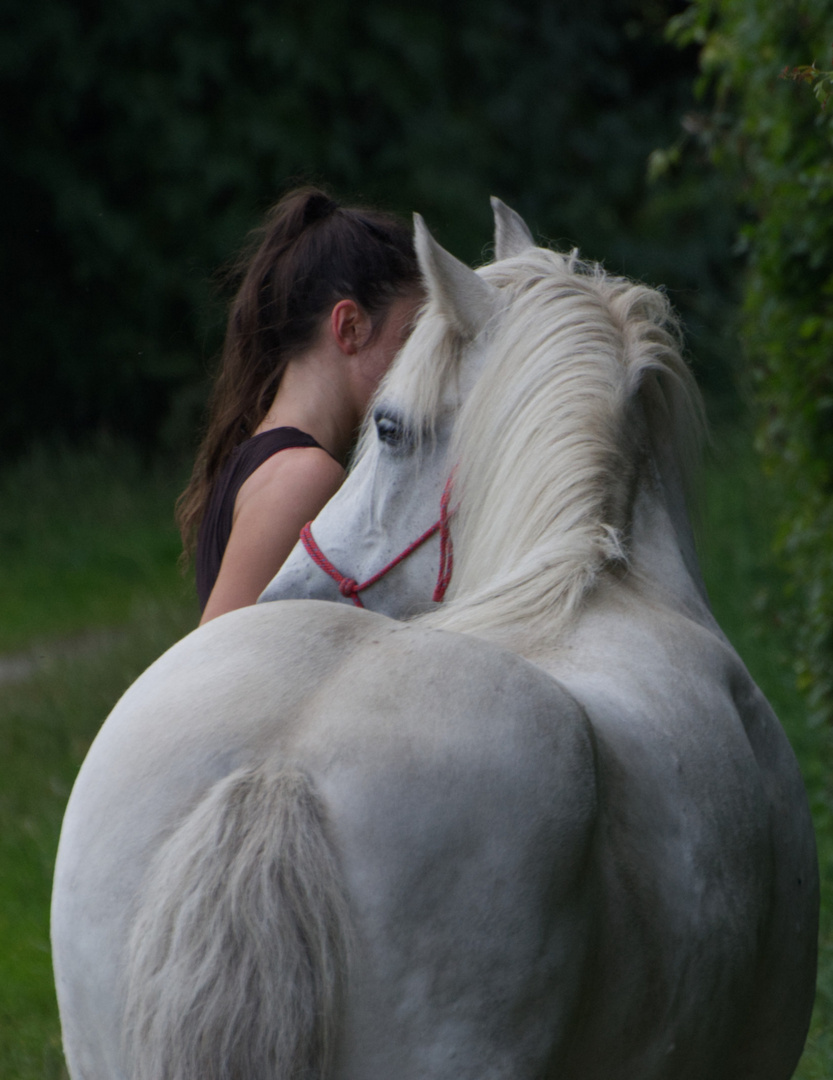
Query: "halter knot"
339 578 360 600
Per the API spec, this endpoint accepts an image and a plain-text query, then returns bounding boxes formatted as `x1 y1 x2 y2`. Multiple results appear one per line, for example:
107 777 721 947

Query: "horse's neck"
509 451 718 671
628 446 715 631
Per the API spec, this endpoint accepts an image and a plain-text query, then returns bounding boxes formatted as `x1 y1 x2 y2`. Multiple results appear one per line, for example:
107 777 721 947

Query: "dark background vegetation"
1 0 738 455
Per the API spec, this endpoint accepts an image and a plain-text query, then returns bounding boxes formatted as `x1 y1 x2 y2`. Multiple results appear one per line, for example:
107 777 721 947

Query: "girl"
176 187 423 622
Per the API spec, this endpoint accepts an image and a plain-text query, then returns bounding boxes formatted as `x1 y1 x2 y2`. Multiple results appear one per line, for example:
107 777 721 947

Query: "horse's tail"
123 765 352 1080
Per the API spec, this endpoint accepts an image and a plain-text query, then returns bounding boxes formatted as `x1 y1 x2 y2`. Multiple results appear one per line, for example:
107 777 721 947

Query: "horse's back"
53 600 600 1080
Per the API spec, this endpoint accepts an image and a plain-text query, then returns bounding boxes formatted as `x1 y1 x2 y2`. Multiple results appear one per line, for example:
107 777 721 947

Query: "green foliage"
1 0 736 453
782 61 833 110
700 425 833 1077
671 0 833 726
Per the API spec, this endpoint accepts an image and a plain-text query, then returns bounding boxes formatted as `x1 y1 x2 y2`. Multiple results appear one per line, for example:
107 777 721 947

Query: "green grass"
0 437 195 652
0 431 830 1078
0 439 200 1078
0 600 199 1079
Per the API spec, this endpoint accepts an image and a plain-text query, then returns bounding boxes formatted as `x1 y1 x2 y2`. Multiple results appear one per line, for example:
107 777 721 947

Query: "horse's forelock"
360 303 470 453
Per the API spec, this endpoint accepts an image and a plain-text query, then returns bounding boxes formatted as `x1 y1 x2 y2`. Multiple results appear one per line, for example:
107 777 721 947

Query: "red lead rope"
300 472 455 608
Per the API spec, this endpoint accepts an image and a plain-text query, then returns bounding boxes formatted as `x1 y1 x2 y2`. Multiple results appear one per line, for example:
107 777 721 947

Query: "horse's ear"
413 214 498 339
491 196 535 260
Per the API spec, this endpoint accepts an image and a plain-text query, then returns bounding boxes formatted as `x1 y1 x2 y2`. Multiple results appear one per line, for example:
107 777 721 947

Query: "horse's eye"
374 412 406 448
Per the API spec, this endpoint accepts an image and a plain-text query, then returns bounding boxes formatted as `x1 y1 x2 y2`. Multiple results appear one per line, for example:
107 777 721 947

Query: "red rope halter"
300 473 455 608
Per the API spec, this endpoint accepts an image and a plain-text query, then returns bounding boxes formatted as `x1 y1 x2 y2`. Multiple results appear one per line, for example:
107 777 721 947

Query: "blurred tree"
0 0 734 454
669 0 833 725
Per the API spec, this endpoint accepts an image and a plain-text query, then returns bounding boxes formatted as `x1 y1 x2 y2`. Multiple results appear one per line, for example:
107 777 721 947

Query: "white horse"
52 201 818 1080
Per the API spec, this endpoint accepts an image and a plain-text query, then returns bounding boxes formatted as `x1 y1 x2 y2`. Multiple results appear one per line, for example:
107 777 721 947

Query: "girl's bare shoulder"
235 445 345 518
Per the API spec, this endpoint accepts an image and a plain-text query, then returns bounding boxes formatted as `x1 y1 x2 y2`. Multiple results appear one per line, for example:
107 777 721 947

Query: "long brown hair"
176 186 420 558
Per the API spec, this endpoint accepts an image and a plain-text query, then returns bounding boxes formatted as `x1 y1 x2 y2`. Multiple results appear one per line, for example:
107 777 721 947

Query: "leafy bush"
670 0 833 724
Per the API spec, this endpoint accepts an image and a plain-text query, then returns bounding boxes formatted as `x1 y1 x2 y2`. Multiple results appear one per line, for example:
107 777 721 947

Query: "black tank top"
195 427 325 612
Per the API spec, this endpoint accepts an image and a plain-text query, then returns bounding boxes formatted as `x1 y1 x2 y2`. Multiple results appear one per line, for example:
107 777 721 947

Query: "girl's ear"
330 299 371 355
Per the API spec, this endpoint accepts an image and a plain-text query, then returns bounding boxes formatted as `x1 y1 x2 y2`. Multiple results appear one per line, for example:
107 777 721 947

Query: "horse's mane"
416 246 704 642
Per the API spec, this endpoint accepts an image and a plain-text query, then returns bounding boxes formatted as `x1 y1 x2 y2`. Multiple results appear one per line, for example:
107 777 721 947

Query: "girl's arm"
200 448 345 624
